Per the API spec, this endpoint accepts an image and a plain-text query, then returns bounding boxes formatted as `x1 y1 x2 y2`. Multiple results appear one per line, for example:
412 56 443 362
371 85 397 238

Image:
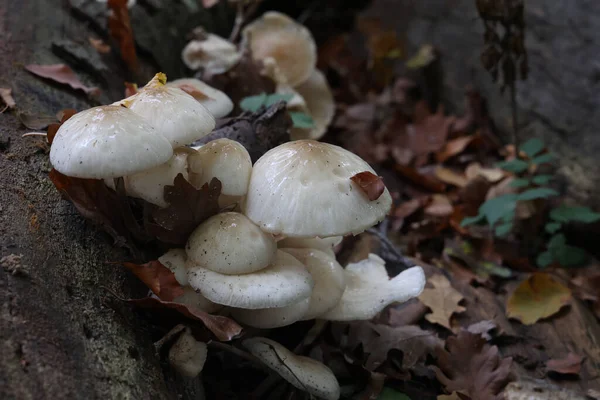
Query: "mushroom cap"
167 78 234 119
242 11 316 86
243 337 340 400
188 138 252 196
280 248 346 320
158 248 189 286
291 69 335 141
115 73 215 148
168 328 208 378
182 33 241 74
319 254 426 321
231 297 310 329
187 250 314 309
278 236 343 257
174 286 223 314
242 140 392 237
186 212 277 275
50 105 173 179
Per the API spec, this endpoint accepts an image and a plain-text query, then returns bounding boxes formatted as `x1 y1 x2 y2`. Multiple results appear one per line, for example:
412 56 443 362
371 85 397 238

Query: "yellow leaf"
419 274 466 329
506 273 571 325
406 44 436 69
434 166 468 188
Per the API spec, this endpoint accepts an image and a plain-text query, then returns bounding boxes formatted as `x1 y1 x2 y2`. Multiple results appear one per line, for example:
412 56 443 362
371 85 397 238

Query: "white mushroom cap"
168 328 208 378
187 250 314 309
182 33 241 74
186 212 277 275
231 297 310 329
167 78 234 118
242 11 316 86
173 286 222 314
50 105 173 179
114 73 215 148
278 236 343 257
319 254 426 321
159 248 189 286
243 337 340 400
280 248 346 320
188 139 252 196
242 140 393 237
291 70 335 141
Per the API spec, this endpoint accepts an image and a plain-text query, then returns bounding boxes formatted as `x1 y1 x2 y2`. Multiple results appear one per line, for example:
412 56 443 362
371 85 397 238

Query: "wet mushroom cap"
242 140 392 237
230 297 310 329
50 105 173 179
158 248 189 286
167 78 234 118
291 69 335 141
278 236 342 257
182 33 241 74
168 328 208 378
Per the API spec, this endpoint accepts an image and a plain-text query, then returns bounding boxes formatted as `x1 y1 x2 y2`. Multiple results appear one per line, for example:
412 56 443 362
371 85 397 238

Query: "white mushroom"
182 33 241 74
291 69 335 141
168 328 208 378
186 212 277 275
243 337 340 400
320 254 426 321
242 12 316 86
173 287 222 314
242 140 392 237
187 139 252 196
278 236 343 257
114 73 215 148
187 250 313 309
50 105 173 178
167 78 234 118
230 297 310 329
280 248 346 320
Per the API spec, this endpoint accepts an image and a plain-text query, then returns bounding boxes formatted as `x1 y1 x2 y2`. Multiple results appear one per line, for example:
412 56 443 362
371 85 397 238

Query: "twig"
229 0 264 43
367 225 416 271
510 80 519 152
22 132 47 137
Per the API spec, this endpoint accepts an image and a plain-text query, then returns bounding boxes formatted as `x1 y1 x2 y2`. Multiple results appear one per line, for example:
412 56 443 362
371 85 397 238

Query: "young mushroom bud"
49 105 173 178
167 78 234 118
186 212 277 275
182 33 241 74
242 140 392 237
278 236 343 257
291 70 335 141
319 254 426 321
242 11 317 86
243 337 340 400
114 73 215 148
168 328 208 378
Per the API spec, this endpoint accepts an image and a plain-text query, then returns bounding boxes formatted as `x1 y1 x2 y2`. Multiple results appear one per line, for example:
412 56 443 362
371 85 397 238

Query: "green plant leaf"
480 261 513 278
289 111 315 129
532 175 553 185
530 153 554 165
509 178 530 188
479 194 519 226
517 187 559 201
545 222 562 234
377 387 411 400
550 205 600 223
264 93 294 107
239 93 268 112
547 233 566 249
496 159 529 173
519 138 545 157
460 213 485 227
495 222 513 237
555 244 589 268
536 251 554 268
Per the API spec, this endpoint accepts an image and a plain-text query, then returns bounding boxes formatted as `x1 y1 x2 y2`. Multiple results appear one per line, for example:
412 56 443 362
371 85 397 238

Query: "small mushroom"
242 12 316 86
319 254 426 321
230 297 310 329
114 73 215 148
278 236 343 257
188 139 252 197
167 78 234 118
242 140 392 237
187 250 313 309
182 33 241 74
49 105 173 178
280 248 346 320
185 212 277 275
290 70 335 141
168 328 208 378
243 337 340 400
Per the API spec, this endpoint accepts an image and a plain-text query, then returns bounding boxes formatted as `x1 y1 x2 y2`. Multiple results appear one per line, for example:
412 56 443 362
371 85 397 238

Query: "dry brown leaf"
124 82 138 97
434 167 468 188
437 393 468 400
108 0 138 72
424 194 454 217
47 109 77 144
121 260 184 301
17 112 57 130
392 197 428 219
408 101 456 156
177 83 213 101
384 300 429 327
432 331 513 400
350 171 386 201
465 162 506 183
88 37 111 54
418 274 466 329
436 136 476 163
394 164 447 192
506 273 572 325
25 64 100 96
0 87 16 111
546 352 583 376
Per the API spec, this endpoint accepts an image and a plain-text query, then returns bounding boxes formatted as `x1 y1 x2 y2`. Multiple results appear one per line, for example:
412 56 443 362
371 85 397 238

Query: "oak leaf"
351 171 386 201
418 274 466 329
25 64 100 95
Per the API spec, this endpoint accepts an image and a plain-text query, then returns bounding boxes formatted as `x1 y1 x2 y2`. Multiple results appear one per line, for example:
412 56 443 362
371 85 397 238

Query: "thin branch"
367 225 416 271
229 0 264 43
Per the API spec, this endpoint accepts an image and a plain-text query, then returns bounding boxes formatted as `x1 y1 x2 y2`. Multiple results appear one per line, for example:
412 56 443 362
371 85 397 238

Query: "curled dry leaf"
434 167 468 188
0 87 16 110
436 135 476 163
88 37 111 54
432 331 513 400
546 352 584 376
506 273 571 325
178 84 213 101
121 260 184 301
418 274 466 330
25 64 100 96
107 0 138 72
391 197 429 219
394 164 446 193
424 194 454 218
350 171 385 201
18 112 58 130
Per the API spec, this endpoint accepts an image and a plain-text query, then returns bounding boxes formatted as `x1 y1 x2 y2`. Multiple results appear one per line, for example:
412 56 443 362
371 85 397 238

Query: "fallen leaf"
436 135 476 162
377 387 411 400
384 300 429 327
443 239 512 281
177 83 213 101
466 320 496 340
424 194 454 217
88 37 111 54
17 112 57 130
418 274 466 329
437 393 467 400
146 175 221 246
432 331 513 400
392 197 428 219
202 0 220 8
47 109 77 144
124 82 138 97
394 164 446 192
25 64 100 95
121 260 184 301
351 171 386 201
408 101 455 156
434 167 468 188
546 353 583 376
506 273 571 325
406 44 436 69
108 0 138 72
465 162 506 183
0 87 16 111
